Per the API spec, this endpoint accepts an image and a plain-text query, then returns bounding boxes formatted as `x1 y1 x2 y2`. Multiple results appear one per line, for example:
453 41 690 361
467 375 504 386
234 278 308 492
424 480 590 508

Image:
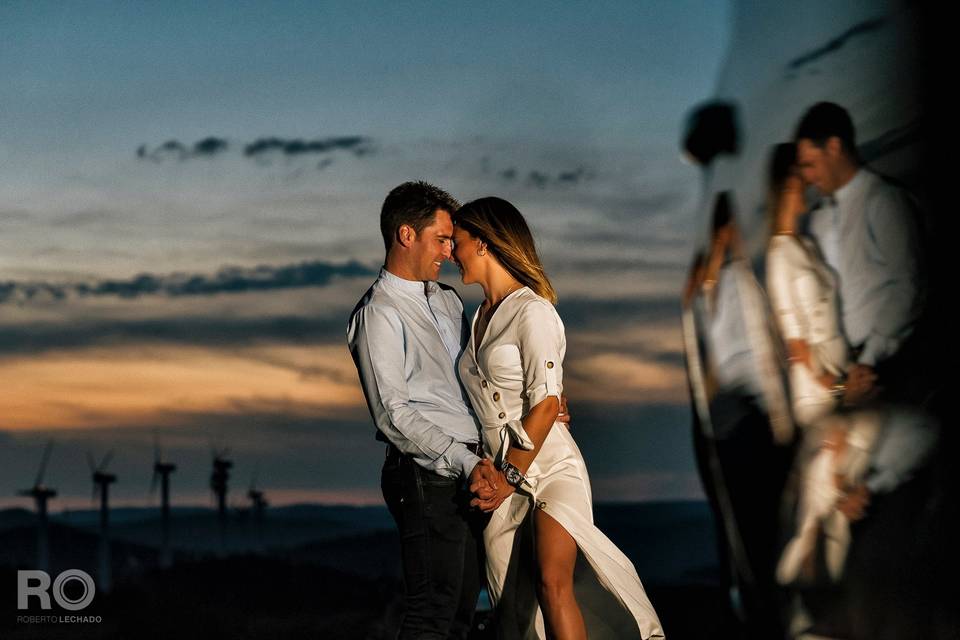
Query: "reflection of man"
696 192 793 640
347 181 498 639
794 102 925 404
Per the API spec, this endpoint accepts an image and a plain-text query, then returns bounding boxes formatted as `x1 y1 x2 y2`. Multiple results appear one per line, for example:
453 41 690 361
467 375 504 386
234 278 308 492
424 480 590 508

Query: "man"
347 181 498 639
794 101 926 404
793 103 948 638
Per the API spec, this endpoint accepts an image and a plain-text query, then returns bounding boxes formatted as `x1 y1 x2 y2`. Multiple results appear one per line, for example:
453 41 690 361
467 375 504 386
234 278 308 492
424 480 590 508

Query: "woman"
452 197 664 640
765 143 850 428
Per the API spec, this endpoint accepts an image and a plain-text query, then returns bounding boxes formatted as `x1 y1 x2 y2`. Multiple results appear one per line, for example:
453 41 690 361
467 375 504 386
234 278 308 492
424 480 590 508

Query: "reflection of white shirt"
706 264 761 399
808 170 924 366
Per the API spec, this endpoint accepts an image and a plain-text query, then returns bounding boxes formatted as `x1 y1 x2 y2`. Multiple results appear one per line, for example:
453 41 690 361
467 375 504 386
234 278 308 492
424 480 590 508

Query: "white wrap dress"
458 287 664 639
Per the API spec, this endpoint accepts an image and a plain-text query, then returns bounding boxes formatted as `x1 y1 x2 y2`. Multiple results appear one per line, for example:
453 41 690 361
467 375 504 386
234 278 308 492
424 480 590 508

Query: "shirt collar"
833 168 869 206
378 267 439 296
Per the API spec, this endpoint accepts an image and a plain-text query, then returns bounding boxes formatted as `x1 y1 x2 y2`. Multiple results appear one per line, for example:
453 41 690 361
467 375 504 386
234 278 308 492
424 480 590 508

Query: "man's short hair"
380 181 460 252
794 102 857 154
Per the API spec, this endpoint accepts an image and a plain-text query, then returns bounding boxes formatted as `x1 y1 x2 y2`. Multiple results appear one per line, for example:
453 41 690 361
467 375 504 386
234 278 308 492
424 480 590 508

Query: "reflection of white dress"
766 234 849 427
458 287 664 640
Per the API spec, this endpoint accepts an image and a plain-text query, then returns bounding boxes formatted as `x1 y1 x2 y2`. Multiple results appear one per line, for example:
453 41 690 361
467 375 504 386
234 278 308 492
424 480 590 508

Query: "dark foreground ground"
0 501 738 639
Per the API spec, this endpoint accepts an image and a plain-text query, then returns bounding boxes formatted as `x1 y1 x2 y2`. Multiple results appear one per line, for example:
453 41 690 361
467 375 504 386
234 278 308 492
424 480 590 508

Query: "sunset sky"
0 1 730 508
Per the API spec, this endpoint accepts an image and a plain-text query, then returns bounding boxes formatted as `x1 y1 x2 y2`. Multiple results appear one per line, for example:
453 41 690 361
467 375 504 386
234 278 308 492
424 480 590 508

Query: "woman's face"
781 173 805 215
452 225 484 285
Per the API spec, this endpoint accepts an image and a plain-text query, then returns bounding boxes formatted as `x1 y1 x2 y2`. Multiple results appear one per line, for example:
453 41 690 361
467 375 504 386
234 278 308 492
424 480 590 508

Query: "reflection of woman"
452 197 663 639
765 143 850 428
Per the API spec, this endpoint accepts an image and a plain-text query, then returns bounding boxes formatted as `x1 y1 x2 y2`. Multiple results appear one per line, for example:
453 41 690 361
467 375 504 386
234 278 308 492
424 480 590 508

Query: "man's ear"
825 136 844 159
397 224 416 248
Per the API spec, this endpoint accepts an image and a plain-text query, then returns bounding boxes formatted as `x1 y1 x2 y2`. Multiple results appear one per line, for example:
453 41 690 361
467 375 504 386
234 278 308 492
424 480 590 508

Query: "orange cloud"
1 344 365 431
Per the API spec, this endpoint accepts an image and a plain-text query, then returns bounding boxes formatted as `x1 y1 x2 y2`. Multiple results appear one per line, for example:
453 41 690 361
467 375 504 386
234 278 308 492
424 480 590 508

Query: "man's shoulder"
348 281 405 328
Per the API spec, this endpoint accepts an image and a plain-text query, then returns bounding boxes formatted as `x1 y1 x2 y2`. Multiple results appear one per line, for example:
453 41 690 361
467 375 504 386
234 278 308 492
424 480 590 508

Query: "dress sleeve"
516 299 565 410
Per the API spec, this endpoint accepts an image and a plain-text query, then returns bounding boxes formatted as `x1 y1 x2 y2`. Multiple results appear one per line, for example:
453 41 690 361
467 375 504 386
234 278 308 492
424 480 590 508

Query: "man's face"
796 138 836 195
408 209 453 281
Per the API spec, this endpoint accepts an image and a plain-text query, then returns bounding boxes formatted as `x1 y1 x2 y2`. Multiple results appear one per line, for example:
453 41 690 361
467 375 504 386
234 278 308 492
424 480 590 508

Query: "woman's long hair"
767 142 798 238
453 197 557 304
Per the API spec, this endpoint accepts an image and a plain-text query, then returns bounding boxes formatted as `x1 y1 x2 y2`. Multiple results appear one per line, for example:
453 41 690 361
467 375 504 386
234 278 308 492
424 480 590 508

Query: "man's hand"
844 364 879 406
470 469 516 513
468 458 499 501
557 394 571 426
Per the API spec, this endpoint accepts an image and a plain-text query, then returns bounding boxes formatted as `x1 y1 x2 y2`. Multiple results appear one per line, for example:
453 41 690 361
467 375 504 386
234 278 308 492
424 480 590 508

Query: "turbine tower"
247 469 267 553
18 442 56 573
210 448 232 555
88 450 116 593
150 435 177 568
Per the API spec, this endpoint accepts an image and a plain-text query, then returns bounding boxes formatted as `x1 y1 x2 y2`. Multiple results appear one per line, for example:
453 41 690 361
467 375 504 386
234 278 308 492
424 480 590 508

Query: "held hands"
468 458 515 513
468 458 500 501
843 364 879 406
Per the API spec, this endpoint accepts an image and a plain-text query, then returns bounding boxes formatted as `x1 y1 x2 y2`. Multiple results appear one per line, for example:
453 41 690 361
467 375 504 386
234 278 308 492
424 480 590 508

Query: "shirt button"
493 392 500 401
481 380 488 388
498 412 506 419
546 361 554 369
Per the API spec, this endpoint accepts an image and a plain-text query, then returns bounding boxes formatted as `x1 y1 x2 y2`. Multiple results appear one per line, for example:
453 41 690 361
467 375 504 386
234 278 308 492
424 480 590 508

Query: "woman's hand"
470 469 516 512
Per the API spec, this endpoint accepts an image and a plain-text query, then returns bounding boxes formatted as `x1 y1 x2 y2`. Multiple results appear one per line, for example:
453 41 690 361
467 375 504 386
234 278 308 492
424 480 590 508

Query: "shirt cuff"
453 446 483 480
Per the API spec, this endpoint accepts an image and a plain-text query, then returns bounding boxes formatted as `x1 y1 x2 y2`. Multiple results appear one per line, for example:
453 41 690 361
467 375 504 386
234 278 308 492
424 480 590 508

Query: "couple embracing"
348 182 664 640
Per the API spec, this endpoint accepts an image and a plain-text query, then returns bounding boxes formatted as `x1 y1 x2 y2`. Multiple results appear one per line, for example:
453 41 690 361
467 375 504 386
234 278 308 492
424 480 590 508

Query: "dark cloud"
192 136 229 156
0 314 347 357
243 136 371 158
136 135 370 164
556 295 680 331
0 260 375 304
137 137 230 161
499 168 517 181
522 167 594 189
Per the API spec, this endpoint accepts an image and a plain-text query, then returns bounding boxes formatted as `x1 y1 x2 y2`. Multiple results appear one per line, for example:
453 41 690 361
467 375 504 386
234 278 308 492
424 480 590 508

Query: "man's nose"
442 243 453 260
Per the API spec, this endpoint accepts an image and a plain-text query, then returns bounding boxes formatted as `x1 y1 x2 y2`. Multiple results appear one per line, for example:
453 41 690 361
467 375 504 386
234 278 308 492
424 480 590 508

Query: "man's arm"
348 303 481 479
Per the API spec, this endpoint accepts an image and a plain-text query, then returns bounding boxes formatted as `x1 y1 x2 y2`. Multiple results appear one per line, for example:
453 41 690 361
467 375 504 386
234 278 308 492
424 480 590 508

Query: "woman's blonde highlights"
454 197 557 304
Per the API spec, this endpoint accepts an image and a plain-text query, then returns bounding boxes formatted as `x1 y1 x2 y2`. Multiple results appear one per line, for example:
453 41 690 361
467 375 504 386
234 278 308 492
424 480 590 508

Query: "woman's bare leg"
535 509 587 640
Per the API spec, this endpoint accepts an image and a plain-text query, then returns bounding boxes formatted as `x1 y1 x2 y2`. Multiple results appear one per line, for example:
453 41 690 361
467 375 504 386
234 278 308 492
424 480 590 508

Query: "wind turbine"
88 450 116 593
247 468 267 553
18 442 56 573
210 448 232 555
150 434 176 568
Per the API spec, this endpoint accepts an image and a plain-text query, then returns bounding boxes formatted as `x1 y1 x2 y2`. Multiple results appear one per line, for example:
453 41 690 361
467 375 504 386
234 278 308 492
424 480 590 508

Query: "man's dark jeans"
381 448 488 640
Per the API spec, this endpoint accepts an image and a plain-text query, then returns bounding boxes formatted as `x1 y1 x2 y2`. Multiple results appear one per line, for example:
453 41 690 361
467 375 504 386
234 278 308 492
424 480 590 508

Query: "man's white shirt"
347 268 482 478
808 169 924 367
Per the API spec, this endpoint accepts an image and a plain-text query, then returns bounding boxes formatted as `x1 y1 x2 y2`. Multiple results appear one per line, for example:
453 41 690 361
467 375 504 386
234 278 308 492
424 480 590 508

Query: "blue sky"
0 1 730 507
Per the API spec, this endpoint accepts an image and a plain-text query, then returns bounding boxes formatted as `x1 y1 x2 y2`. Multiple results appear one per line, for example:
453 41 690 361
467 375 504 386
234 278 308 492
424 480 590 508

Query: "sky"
0 1 731 508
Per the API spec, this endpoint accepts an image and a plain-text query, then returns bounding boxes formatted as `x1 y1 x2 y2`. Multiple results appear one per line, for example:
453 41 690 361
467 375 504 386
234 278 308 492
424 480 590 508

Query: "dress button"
498 412 506 419
546 361 554 369
481 380 488 388
493 392 500 401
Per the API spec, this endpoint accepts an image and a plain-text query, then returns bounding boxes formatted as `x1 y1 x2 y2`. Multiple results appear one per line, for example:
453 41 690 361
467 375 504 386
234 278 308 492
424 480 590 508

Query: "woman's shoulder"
511 288 563 328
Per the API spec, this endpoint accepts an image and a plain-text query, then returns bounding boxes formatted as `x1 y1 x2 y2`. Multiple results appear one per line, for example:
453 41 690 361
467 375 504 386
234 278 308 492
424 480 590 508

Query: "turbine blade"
35 441 54 487
150 470 159 495
99 450 115 472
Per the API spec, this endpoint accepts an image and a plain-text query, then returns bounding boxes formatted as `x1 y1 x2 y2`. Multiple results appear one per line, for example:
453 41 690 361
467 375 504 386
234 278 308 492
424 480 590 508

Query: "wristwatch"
500 461 527 488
